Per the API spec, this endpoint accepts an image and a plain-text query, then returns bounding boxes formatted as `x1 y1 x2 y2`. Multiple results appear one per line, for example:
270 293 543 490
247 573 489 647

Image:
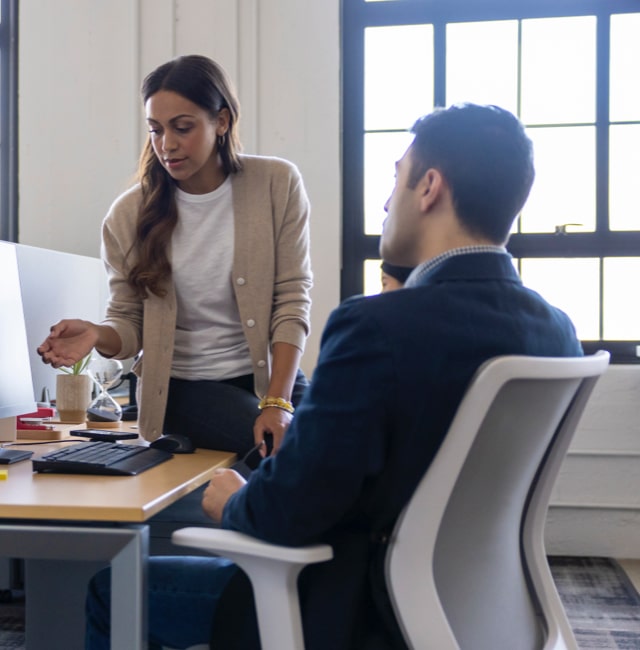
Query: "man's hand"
202 468 246 523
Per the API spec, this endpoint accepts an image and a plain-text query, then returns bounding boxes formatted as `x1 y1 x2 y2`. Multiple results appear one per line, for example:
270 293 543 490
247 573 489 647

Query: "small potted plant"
55 355 93 423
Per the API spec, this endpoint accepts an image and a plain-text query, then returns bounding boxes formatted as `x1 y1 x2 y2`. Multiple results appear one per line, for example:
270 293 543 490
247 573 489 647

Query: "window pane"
520 258 600 340
364 25 434 131
521 16 596 124
610 14 640 122
364 130 415 235
364 259 382 296
446 20 518 114
603 258 640 340
521 126 595 233
610 125 640 232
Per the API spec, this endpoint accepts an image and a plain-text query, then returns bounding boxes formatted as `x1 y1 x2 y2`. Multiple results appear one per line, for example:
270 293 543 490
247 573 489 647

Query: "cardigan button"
257 360 266 368
236 277 246 285
247 319 256 327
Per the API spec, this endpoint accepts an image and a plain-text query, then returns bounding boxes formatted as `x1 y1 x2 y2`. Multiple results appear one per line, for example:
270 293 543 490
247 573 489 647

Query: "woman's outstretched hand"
37 319 99 369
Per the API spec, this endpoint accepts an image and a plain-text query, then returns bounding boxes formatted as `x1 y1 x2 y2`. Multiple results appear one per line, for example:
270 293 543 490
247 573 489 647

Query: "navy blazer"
217 253 583 649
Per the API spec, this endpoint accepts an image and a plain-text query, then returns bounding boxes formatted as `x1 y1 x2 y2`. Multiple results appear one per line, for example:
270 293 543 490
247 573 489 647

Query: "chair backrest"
385 351 610 650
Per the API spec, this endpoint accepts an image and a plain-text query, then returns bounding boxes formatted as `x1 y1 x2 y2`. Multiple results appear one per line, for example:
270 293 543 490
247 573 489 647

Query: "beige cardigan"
100 155 312 441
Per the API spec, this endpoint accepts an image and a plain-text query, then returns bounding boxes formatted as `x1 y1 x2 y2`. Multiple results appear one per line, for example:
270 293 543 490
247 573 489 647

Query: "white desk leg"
0 524 148 650
111 527 148 650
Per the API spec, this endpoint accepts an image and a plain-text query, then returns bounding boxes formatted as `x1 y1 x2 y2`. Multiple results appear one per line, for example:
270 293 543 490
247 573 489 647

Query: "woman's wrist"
94 324 123 358
257 396 295 414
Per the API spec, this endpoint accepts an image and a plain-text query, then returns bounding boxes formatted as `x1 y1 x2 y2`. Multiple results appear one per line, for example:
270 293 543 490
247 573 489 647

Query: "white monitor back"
15 244 109 402
0 241 37 425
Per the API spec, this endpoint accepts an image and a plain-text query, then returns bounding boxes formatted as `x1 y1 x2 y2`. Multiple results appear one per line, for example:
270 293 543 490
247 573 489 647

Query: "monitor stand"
0 416 17 442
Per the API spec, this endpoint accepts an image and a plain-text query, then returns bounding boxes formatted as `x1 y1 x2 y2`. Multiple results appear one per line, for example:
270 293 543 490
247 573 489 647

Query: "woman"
380 261 414 292
38 55 312 459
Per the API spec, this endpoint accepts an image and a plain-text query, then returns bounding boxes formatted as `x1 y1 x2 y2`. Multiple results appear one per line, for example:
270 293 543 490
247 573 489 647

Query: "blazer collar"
413 252 521 287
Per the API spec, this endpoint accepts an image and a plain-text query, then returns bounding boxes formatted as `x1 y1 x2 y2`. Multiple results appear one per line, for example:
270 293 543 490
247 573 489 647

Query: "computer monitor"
14 243 109 403
0 241 37 440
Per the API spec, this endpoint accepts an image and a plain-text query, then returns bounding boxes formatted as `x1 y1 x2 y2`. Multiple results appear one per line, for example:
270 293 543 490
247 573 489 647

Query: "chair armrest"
171 527 333 650
172 527 333 565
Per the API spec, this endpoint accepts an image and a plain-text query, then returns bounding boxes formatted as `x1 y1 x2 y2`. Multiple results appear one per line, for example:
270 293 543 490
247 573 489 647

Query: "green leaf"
59 355 91 375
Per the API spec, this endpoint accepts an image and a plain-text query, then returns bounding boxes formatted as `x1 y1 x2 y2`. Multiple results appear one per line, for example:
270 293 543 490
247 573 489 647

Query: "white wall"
17 0 341 375
546 364 640 558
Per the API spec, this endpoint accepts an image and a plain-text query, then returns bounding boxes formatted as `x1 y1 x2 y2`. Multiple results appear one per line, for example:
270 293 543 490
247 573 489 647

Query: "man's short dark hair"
408 104 535 243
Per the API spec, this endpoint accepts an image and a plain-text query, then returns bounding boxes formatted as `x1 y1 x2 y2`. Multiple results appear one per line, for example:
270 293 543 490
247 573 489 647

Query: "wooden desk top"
0 426 236 522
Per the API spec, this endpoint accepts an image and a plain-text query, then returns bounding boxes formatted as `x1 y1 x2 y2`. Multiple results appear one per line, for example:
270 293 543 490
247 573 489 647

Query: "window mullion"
595 11 610 234
433 20 446 106
0 0 19 242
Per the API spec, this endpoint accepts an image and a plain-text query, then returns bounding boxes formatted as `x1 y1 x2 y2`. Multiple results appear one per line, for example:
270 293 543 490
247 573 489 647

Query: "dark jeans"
85 556 238 650
163 370 309 456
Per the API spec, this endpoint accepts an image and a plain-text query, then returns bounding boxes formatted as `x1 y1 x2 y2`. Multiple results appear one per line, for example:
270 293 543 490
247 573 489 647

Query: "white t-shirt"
170 178 253 380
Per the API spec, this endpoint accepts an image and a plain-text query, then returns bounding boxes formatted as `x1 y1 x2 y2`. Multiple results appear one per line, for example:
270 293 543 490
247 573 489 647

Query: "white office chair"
386 350 609 650
173 351 610 650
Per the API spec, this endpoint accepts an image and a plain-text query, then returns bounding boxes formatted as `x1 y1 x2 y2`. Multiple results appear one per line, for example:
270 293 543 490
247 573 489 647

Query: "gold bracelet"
258 396 295 414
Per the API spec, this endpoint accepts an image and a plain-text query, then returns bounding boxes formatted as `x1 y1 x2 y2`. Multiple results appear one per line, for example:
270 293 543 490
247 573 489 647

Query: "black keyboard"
32 441 173 476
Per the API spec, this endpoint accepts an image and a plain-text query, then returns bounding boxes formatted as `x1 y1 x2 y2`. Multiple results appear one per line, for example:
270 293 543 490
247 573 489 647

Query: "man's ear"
417 168 445 213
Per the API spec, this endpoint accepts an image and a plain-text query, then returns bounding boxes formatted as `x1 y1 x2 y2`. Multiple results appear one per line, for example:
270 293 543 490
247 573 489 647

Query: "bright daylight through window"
343 0 640 362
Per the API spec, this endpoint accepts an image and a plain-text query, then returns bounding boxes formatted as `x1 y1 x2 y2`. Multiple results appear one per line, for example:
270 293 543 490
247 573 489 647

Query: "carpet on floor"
0 592 24 650
0 557 638 649
549 556 640 649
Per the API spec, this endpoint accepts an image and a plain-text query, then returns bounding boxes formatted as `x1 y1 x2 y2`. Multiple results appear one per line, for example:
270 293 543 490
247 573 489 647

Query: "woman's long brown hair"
127 55 243 298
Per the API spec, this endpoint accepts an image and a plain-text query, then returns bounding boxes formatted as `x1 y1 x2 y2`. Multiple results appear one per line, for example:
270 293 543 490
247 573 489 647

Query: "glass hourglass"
86 357 124 422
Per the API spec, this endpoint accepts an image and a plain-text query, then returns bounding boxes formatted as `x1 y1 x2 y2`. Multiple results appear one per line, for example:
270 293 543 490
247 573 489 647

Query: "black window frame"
0 0 18 242
342 0 640 363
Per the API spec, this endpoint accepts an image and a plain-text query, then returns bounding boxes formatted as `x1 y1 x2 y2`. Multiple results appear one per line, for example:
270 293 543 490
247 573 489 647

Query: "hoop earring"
217 133 226 149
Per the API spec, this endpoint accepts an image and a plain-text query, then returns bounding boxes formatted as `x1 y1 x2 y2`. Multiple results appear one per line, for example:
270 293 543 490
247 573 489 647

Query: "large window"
0 0 17 242
342 0 640 363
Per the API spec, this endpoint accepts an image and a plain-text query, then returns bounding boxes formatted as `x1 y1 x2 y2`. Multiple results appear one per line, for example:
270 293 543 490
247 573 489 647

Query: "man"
86 104 582 650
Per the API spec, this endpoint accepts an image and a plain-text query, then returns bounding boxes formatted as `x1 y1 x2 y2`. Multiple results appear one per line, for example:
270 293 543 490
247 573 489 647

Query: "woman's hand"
37 319 100 369
257 342 301 456
253 407 293 456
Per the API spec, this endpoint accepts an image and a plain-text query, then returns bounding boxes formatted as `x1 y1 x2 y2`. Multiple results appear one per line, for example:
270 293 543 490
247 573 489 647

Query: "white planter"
55 374 92 423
